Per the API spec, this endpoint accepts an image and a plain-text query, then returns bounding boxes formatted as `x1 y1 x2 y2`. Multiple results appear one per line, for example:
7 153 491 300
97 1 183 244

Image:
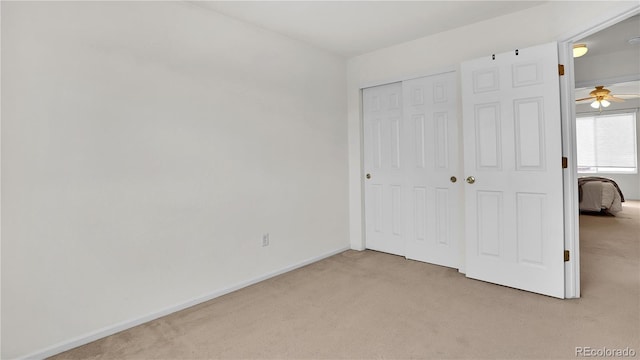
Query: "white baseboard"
20 246 350 360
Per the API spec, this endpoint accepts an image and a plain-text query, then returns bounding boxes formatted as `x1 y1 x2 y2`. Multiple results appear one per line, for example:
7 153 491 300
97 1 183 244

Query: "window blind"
576 112 637 173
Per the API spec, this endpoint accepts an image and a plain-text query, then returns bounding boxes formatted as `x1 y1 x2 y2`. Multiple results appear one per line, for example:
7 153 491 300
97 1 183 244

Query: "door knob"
450 176 457 183
466 176 475 184
366 173 371 179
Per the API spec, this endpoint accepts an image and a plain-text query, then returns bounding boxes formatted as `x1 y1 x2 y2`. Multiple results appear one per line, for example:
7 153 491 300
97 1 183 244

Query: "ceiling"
576 14 640 57
192 1 546 57
575 14 640 104
190 1 638 97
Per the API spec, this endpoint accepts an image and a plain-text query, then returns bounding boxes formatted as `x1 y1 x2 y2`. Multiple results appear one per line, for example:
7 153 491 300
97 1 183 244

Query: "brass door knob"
366 173 371 179
450 176 457 183
466 176 475 184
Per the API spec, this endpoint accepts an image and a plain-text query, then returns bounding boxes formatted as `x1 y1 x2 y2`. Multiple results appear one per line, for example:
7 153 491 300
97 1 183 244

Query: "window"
576 112 638 174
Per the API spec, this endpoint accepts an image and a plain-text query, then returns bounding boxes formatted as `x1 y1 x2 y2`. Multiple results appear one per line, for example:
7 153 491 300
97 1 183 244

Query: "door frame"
558 4 640 298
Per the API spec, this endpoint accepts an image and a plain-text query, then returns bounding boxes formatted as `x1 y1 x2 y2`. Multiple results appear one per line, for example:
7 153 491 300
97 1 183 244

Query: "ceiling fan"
576 85 639 109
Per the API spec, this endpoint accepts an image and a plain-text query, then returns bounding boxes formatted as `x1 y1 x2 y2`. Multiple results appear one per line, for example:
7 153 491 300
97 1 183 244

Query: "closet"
362 71 460 269
362 43 566 298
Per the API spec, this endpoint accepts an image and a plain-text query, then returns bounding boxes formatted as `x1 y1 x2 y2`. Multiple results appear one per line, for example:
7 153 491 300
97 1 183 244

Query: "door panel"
403 72 460 268
461 42 565 298
363 82 405 256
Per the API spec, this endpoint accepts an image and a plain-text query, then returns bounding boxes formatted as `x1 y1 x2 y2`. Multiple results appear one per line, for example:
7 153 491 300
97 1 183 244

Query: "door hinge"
562 156 568 168
564 250 570 262
558 64 565 76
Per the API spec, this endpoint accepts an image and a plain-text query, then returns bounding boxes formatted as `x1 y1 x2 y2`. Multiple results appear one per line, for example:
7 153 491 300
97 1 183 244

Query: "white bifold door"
460 42 565 298
363 72 460 269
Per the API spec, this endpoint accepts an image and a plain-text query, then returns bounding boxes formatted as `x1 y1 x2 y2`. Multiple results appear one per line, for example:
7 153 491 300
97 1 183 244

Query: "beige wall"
1 2 348 358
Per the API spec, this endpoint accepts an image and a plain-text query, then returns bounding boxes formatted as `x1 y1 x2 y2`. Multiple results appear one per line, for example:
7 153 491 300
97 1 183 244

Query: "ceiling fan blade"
604 95 625 102
575 96 596 102
613 94 640 99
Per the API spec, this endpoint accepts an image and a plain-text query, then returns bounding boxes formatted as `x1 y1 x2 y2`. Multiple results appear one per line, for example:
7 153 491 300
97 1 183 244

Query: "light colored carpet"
52 202 640 359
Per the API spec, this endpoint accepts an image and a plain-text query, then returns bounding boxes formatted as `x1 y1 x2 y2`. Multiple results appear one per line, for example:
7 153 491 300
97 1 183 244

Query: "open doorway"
566 13 640 297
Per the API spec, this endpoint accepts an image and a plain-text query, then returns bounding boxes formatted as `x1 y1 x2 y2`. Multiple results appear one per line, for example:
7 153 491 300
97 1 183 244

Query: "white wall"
574 48 640 86
347 1 639 250
1 2 348 358
576 99 640 200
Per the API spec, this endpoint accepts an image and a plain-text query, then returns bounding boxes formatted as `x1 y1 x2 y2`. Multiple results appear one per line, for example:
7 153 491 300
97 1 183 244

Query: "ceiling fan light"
591 100 600 109
600 99 611 107
573 44 588 58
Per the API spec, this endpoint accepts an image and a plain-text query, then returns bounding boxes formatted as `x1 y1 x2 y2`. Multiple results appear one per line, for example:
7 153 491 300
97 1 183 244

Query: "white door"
403 72 460 268
363 82 405 256
461 42 565 298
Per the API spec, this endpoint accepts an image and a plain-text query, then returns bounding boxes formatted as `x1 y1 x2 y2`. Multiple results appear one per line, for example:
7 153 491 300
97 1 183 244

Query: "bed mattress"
578 178 623 213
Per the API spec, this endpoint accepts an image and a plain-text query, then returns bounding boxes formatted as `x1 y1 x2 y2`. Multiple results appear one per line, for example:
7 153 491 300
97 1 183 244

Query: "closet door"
404 72 460 268
363 82 405 256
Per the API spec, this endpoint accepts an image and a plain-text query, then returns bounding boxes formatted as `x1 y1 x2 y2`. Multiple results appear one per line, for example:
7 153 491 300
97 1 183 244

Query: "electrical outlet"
262 233 270 247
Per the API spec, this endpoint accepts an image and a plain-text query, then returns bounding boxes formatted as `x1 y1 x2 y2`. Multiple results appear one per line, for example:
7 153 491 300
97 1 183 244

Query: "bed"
578 177 625 214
